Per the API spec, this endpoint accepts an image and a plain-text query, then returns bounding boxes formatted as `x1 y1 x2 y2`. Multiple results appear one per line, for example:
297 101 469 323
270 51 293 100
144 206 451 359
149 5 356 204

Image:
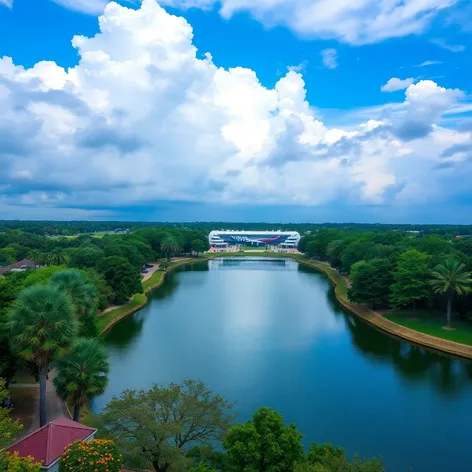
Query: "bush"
59 439 122 472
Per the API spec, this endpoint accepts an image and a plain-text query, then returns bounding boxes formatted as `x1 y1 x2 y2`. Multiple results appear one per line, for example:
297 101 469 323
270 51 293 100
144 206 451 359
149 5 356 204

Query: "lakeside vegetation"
4 221 472 469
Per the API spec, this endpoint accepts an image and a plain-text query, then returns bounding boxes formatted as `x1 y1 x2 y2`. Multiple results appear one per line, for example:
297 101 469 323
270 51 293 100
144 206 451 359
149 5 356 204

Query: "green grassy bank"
384 312 472 346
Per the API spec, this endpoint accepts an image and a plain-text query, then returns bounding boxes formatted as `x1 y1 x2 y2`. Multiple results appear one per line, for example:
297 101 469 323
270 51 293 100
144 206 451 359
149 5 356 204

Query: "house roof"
7 417 96 467
0 259 36 275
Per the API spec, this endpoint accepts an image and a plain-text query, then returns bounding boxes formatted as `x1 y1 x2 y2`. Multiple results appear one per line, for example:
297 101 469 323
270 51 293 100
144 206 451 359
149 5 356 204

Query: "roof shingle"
8 417 96 467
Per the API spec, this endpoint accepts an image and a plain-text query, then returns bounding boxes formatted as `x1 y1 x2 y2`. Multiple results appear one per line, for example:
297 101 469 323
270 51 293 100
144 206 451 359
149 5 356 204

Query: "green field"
384 312 472 346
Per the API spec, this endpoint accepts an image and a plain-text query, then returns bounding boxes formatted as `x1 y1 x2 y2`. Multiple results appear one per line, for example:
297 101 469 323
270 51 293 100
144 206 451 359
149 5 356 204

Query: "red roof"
7 417 96 467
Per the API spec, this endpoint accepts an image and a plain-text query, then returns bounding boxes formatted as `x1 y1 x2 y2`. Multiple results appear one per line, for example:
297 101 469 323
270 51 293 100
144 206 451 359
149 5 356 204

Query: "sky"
0 0 471 223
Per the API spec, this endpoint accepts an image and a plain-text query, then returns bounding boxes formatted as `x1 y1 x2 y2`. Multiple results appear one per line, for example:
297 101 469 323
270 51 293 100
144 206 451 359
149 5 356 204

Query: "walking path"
10 371 70 437
308 259 472 360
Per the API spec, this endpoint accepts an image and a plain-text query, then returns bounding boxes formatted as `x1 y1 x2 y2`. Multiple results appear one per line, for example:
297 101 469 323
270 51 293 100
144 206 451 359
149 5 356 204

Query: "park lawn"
384 311 472 346
142 270 166 291
97 293 147 333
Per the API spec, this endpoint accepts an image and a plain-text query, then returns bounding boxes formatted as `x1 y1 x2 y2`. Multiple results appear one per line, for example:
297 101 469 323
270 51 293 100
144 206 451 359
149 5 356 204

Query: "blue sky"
0 0 472 222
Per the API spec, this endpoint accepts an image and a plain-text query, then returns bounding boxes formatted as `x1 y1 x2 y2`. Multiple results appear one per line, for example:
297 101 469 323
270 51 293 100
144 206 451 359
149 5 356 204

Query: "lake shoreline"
99 253 472 360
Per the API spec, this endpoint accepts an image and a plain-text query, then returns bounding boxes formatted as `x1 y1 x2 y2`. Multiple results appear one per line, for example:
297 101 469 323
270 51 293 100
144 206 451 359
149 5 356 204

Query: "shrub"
59 439 122 472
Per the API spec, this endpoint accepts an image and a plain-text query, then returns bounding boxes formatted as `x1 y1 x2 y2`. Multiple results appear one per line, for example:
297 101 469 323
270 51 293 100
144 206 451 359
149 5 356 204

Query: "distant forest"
2 220 472 236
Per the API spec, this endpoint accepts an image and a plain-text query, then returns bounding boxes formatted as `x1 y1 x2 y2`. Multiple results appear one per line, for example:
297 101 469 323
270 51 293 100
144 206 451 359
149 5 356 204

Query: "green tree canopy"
389 249 432 310
8 285 78 426
349 258 393 309
101 379 234 472
54 338 109 422
69 246 105 269
223 406 304 472
192 240 206 256
98 256 142 304
50 269 99 338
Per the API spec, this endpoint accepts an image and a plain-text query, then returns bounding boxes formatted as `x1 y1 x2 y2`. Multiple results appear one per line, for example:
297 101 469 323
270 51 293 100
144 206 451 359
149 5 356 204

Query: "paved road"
10 370 70 437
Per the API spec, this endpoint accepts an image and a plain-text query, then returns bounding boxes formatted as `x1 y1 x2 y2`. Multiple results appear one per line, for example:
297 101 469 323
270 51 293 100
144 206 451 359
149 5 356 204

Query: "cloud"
0 0 12 7
431 38 466 52
0 0 470 218
416 60 443 67
381 77 414 92
49 0 109 14
160 0 459 45
321 49 338 69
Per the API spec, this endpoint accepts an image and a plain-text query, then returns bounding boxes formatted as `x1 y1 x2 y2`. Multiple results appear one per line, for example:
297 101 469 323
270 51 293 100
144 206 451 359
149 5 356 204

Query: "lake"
91 257 472 472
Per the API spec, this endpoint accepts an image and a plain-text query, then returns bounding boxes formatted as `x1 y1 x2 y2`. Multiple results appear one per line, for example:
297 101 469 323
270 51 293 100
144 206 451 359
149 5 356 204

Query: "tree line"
300 229 472 327
0 228 209 385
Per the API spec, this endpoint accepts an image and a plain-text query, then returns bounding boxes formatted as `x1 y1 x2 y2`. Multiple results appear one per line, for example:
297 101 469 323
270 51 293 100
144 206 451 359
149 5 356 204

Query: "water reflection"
327 288 472 396
209 257 295 270
104 312 144 351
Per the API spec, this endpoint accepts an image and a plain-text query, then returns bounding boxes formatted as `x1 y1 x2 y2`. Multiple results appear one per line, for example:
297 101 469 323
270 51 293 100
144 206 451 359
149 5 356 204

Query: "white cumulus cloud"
0 0 470 218
381 77 415 92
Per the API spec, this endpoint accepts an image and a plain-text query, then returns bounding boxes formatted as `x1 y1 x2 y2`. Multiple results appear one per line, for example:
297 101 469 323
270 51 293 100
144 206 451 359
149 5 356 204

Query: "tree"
101 379 234 472
159 260 170 270
59 439 122 472
54 338 109 422
0 378 22 452
85 269 113 311
349 258 393 309
223 407 304 472
48 248 69 266
98 256 142 304
431 259 472 328
8 285 78 426
389 249 431 311
1 452 42 472
69 247 105 269
192 240 206 256
161 237 180 261
50 270 99 338
27 250 42 267
293 442 383 472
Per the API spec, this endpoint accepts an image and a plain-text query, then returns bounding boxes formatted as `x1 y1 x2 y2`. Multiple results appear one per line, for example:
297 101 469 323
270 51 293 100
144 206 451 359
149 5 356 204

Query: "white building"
209 230 301 248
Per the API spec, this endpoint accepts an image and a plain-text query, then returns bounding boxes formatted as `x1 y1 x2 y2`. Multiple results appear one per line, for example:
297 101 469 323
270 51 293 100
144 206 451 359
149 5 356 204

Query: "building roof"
0 259 36 276
7 417 96 467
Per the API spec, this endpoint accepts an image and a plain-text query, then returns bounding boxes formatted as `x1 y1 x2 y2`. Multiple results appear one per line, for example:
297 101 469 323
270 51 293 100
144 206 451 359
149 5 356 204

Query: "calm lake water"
91 258 472 472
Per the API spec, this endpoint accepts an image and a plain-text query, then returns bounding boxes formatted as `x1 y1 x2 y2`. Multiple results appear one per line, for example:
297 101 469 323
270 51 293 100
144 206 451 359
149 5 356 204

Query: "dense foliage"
54 338 110 422
301 229 472 326
101 379 234 472
59 439 122 472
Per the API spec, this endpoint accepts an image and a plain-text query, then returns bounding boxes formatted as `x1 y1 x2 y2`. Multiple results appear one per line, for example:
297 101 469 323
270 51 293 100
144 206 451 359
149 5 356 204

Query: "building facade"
208 230 301 248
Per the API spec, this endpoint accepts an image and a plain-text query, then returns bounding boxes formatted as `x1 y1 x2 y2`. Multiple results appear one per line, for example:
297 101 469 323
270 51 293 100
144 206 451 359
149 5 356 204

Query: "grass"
97 293 147 333
384 311 472 346
142 270 166 291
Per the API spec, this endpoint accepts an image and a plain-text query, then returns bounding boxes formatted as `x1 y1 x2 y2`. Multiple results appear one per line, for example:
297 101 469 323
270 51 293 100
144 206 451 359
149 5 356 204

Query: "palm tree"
161 237 180 262
39 251 51 267
431 259 472 328
49 248 69 266
50 270 99 338
8 284 78 426
28 249 42 268
54 338 109 422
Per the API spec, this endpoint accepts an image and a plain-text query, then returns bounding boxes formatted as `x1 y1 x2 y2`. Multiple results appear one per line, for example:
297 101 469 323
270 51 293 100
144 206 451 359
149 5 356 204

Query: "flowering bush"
59 439 122 472
1 452 42 471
